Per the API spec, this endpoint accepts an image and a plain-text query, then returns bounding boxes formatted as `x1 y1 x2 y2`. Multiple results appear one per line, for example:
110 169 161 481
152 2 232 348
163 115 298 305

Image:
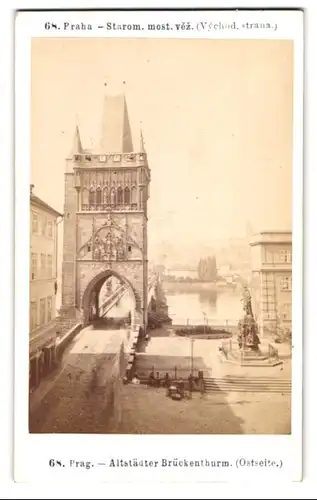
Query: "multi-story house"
29 185 62 387
250 231 292 336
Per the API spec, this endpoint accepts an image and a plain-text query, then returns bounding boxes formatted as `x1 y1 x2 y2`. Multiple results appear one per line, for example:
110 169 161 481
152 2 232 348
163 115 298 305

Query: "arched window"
117 186 123 205
131 186 137 204
89 188 95 207
110 188 116 205
103 187 108 205
96 187 102 205
124 186 130 205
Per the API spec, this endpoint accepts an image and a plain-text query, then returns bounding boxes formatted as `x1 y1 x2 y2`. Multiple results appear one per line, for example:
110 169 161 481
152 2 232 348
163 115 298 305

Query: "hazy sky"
31 38 293 262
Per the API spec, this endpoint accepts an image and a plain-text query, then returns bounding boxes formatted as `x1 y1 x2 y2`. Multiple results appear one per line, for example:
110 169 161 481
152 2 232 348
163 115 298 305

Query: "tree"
197 255 218 281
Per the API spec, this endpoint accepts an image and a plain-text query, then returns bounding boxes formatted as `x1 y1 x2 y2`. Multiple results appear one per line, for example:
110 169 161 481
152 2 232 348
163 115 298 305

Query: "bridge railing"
99 284 128 316
96 275 158 319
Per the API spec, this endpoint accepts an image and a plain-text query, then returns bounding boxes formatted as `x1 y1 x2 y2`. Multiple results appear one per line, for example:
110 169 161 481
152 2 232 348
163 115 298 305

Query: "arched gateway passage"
82 269 141 328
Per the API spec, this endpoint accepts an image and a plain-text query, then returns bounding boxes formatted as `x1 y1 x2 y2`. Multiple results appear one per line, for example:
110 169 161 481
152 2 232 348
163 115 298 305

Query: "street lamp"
203 312 207 335
190 337 195 375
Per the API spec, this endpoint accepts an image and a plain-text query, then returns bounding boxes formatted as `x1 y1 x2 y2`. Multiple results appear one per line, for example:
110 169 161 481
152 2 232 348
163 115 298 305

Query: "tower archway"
81 269 141 328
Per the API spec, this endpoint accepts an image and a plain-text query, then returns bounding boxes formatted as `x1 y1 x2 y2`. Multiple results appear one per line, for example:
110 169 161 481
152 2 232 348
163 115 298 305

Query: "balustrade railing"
169 317 237 327
81 203 139 212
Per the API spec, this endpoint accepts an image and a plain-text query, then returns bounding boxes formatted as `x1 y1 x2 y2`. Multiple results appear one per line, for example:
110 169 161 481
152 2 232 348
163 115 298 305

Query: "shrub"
175 326 232 337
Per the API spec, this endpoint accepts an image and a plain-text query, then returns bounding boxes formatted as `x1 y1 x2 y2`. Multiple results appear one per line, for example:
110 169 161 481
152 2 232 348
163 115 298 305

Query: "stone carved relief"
77 214 142 261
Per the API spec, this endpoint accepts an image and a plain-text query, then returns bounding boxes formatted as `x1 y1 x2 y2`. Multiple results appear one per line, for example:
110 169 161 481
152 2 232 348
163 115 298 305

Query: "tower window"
85 155 92 162
128 245 132 252
110 188 116 205
124 187 130 204
117 187 123 205
96 187 102 205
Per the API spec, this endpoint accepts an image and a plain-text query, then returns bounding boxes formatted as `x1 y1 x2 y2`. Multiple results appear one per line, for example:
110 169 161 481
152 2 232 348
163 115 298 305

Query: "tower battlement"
70 152 148 169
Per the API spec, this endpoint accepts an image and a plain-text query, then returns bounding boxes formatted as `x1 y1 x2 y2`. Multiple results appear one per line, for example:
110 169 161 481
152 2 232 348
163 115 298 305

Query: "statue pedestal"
222 287 282 367
220 340 283 367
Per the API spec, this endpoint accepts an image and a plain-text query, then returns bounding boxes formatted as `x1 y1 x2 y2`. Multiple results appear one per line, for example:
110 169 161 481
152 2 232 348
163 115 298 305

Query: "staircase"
203 376 291 394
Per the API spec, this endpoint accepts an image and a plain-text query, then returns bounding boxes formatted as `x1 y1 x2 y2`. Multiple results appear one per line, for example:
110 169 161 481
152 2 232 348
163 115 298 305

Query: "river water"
163 284 242 327
56 279 243 327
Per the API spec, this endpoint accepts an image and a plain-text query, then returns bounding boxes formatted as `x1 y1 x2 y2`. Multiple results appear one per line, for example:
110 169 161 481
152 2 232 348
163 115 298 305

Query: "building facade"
250 231 292 336
30 186 62 387
61 92 150 330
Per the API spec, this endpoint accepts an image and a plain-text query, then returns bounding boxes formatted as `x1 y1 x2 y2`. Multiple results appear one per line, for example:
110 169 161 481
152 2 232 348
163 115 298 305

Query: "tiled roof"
30 194 63 217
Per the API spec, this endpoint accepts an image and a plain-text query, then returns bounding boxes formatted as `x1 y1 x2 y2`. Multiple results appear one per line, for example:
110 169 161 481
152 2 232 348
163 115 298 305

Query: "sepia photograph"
28 37 294 436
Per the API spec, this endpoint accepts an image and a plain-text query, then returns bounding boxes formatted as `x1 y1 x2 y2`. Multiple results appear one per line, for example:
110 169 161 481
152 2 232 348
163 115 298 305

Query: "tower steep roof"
100 94 134 153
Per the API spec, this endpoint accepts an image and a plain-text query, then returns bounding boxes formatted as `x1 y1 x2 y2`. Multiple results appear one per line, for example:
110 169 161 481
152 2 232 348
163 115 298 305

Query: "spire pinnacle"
69 125 83 157
140 128 146 153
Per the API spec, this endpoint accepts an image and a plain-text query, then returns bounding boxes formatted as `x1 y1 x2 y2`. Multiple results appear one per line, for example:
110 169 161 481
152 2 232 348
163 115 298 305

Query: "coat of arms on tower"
77 215 142 262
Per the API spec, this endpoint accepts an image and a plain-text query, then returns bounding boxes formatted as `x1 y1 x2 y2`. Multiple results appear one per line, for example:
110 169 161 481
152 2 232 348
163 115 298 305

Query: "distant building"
250 231 292 336
218 264 232 277
166 268 198 279
29 185 62 386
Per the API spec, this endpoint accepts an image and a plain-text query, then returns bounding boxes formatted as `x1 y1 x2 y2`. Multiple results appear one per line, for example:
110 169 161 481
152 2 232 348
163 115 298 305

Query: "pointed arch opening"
124 186 130 205
110 187 116 205
81 269 142 328
96 186 102 205
117 186 123 205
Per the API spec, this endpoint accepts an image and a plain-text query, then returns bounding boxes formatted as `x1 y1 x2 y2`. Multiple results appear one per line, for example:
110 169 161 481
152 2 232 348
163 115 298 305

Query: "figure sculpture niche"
237 285 260 351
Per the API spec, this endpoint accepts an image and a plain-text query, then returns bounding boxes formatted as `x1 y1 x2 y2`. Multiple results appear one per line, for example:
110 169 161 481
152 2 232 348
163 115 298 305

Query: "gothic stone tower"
61 93 150 330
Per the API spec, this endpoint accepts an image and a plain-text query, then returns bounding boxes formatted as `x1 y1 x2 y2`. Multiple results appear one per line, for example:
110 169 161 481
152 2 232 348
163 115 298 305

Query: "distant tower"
246 220 253 242
61 89 151 329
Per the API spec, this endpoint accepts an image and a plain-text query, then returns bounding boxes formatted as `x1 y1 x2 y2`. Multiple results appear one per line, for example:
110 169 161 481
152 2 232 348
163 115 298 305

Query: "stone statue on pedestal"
238 285 260 351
